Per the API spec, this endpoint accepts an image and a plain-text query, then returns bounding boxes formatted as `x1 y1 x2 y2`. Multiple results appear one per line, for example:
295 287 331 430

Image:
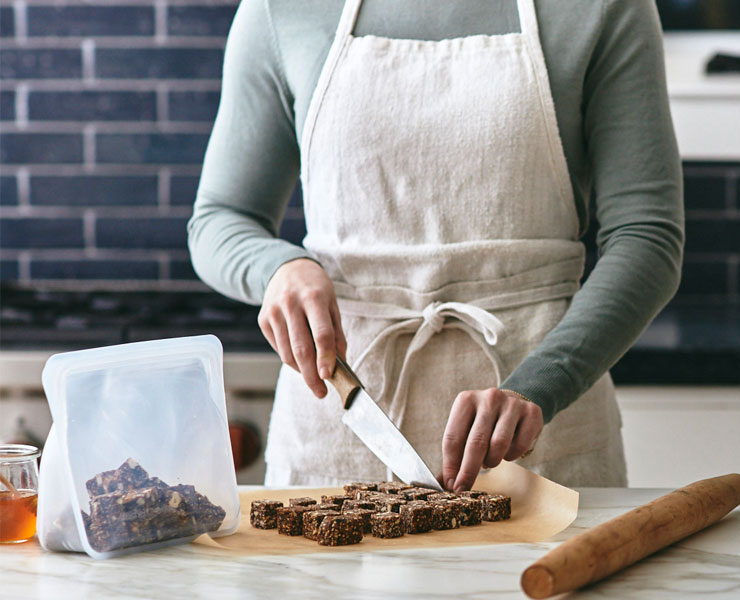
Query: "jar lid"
0 444 40 462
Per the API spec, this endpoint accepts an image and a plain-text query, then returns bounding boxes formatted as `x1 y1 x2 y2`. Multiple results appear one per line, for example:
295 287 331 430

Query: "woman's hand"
258 258 347 398
441 389 543 492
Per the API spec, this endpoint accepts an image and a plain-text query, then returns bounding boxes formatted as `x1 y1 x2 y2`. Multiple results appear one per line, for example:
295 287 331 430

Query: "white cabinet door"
616 386 740 488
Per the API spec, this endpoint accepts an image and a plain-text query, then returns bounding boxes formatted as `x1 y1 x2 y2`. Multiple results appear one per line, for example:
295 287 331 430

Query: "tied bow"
342 299 506 428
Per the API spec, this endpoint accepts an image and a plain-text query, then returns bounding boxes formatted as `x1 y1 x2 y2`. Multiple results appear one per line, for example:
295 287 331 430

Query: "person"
188 0 684 490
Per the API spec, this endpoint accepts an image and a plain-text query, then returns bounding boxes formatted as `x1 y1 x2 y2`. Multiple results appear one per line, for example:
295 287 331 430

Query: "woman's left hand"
440 388 543 492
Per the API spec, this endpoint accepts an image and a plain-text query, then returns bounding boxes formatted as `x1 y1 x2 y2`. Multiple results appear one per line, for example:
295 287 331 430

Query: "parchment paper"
194 460 578 556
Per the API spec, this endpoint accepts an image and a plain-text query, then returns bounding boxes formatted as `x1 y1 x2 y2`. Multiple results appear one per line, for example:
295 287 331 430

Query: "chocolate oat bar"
377 482 413 495
321 494 351 507
302 509 341 541
371 512 404 538
431 500 463 530
313 502 341 511
481 494 511 521
83 460 226 552
400 487 435 502
343 482 378 495
288 497 317 507
458 497 483 526
85 458 151 497
317 514 363 546
342 499 377 512
277 506 312 536
168 484 226 533
400 501 434 534
427 492 458 502
85 485 226 552
460 490 489 499
342 508 374 534
373 495 406 513
354 490 383 500
250 500 284 529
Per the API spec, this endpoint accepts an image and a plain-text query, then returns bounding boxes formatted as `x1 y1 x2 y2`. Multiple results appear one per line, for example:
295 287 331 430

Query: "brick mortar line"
12 0 26 40
0 206 193 217
0 249 192 260
83 209 96 251
155 0 167 43
0 122 213 132
685 210 740 219
14 83 28 126
2 162 205 169
0 80 222 90
17 251 31 282
16 167 30 207
6 280 211 292
0 37 227 48
728 255 739 300
81 38 95 82
83 124 96 169
0 164 203 175
683 252 739 261
10 0 239 5
158 167 171 209
672 293 738 304
158 252 170 279
156 82 170 122
683 166 740 176
3 120 213 135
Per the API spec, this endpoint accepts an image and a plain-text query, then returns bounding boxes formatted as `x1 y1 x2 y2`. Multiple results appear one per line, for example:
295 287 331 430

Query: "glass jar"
0 444 40 543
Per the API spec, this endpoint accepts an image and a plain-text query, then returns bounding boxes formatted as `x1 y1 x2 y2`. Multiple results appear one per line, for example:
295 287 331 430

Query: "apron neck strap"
516 0 541 43
336 0 363 40
338 0 539 43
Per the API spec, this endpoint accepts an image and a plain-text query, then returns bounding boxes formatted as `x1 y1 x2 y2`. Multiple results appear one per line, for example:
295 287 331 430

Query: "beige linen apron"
264 0 627 487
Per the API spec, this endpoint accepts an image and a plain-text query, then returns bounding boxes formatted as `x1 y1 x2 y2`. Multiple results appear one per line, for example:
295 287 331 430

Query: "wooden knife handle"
521 473 740 599
326 356 362 409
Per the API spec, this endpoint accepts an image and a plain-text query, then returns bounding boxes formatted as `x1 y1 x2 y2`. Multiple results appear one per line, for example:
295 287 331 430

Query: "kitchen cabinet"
616 386 740 488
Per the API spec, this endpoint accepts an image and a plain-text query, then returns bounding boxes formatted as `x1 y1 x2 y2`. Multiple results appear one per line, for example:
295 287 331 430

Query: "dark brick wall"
0 1 738 308
678 163 739 304
0 1 240 286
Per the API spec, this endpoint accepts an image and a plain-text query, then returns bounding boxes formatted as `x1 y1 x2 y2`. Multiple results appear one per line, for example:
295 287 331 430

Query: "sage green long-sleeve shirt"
187 0 684 423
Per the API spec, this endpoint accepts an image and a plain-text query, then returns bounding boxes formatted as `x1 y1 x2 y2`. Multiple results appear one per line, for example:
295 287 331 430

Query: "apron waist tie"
338 298 506 430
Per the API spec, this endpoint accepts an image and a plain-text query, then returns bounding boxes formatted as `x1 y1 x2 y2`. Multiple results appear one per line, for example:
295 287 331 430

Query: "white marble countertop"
3 487 739 599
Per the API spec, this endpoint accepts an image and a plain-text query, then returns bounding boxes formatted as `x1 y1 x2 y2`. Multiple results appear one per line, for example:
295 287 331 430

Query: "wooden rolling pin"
521 473 740 599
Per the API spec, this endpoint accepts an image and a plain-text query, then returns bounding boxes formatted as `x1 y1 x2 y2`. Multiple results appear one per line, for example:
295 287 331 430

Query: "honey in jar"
0 490 38 543
0 444 40 543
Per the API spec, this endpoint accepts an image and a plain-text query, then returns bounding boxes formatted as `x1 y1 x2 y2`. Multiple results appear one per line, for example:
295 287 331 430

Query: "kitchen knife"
327 356 443 491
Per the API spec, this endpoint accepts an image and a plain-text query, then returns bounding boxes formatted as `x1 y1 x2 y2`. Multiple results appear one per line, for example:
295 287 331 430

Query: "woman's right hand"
258 258 347 398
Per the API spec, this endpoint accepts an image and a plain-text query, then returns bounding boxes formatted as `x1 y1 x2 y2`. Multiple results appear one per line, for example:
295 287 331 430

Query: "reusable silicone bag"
37 335 240 558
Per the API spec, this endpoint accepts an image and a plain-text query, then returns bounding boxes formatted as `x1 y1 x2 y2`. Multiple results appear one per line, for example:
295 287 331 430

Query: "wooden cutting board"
194 461 578 556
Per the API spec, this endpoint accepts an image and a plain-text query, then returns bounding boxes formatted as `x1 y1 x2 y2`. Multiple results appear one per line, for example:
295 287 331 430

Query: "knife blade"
327 357 443 491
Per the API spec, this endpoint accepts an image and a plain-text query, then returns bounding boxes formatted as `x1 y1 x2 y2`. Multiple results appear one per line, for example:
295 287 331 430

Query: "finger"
330 300 347 359
441 392 477 491
269 310 297 371
304 298 336 381
453 404 498 492
504 405 542 461
285 308 326 398
483 402 521 468
257 311 278 355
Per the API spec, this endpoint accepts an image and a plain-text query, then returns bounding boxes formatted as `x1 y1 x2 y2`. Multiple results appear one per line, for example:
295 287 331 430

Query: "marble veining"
2 488 739 600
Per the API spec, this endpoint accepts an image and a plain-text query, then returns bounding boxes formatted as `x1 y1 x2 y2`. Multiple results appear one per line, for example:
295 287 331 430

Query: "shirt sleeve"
501 0 685 423
187 0 309 305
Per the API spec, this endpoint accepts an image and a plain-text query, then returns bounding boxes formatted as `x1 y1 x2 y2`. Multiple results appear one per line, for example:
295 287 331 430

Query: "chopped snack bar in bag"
37 335 240 558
